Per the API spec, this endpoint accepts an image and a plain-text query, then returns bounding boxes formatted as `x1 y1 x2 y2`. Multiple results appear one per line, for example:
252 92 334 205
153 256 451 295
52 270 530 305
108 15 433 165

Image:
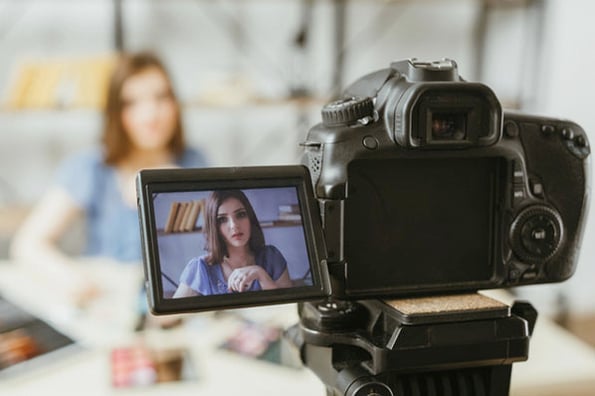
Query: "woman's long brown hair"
203 190 265 265
102 52 185 165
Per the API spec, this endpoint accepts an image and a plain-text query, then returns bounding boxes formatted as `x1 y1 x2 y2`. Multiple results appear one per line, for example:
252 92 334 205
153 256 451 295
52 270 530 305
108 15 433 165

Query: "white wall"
0 0 486 201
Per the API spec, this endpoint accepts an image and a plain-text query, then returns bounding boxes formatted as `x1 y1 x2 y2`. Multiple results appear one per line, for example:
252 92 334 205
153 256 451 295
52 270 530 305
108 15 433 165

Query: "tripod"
288 293 537 396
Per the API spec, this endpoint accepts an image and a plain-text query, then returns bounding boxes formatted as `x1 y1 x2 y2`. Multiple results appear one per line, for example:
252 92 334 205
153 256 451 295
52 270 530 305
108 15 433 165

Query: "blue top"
56 147 207 262
179 245 288 295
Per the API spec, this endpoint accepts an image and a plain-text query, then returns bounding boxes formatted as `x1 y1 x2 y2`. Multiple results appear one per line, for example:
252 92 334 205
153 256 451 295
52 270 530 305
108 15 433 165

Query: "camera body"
302 58 590 299
136 58 590 396
137 58 590 314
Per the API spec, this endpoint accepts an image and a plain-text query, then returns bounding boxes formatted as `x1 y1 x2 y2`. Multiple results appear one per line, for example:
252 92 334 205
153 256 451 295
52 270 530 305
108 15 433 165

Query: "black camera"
137 58 590 314
303 58 590 299
137 58 590 395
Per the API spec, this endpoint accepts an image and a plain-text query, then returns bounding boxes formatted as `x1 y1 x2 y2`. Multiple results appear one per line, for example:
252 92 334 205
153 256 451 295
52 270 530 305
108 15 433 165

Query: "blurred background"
0 0 593 393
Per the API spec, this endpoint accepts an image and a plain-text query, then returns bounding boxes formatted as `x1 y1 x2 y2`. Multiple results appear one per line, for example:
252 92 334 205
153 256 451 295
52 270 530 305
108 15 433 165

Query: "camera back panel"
136 59 590 313
304 59 591 299
344 156 504 296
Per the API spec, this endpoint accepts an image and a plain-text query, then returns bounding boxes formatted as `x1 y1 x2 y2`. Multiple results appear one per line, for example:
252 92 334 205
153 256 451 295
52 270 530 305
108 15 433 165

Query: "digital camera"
137 59 590 314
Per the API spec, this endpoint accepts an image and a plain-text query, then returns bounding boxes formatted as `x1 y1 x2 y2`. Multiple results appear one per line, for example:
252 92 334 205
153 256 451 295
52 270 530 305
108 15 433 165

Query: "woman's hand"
227 266 292 292
227 266 265 292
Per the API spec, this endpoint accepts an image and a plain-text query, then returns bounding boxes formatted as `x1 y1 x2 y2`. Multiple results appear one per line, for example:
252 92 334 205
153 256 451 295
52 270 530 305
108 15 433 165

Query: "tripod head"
289 293 537 396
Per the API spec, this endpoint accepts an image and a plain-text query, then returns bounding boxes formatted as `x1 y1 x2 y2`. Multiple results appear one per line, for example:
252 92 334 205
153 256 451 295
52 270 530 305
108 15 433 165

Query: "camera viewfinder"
429 112 467 142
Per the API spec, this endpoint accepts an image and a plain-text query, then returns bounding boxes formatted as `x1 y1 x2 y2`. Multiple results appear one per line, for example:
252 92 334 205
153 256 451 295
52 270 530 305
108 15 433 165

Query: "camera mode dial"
322 97 374 127
510 205 563 262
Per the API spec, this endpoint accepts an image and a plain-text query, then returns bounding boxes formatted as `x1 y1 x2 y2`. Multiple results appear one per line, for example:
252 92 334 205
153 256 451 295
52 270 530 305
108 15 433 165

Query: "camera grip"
514 116 590 281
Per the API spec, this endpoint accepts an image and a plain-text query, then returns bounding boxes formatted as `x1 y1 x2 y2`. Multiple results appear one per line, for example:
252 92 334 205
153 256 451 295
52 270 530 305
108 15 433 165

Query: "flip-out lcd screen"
137 166 328 314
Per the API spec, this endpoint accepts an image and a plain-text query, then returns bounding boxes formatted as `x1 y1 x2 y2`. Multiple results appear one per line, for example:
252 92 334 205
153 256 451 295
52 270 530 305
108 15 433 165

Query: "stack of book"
4 55 115 110
163 200 204 233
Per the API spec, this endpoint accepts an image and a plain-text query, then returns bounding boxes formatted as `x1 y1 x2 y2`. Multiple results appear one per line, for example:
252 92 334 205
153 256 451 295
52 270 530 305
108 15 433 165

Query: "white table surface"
0 260 593 396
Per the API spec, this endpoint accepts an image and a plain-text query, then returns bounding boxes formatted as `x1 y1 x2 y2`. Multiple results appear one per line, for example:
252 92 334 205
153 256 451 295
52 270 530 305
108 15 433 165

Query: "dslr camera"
137 59 590 395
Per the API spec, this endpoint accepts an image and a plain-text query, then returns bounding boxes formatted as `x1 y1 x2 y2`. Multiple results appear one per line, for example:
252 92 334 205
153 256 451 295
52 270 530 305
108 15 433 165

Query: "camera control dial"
510 205 563 262
322 97 374 127
347 380 393 396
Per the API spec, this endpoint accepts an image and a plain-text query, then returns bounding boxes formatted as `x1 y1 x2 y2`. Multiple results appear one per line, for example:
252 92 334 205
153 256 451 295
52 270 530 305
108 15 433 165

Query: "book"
183 200 203 232
173 202 189 233
6 61 36 109
111 345 196 388
163 200 204 233
4 55 115 110
0 295 81 378
164 202 181 233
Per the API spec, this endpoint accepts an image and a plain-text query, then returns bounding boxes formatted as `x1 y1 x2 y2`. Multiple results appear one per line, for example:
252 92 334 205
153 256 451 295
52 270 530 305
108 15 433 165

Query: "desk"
510 318 595 396
0 260 594 395
0 259 325 395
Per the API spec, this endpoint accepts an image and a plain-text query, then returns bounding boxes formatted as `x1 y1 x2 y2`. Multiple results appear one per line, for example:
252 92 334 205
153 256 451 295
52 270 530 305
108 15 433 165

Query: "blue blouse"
179 245 288 295
56 147 206 262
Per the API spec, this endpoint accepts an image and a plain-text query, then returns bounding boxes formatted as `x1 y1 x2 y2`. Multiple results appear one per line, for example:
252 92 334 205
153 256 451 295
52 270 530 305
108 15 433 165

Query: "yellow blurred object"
0 205 30 238
4 55 116 110
28 61 64 108
5 62 36 109
74 56 115 109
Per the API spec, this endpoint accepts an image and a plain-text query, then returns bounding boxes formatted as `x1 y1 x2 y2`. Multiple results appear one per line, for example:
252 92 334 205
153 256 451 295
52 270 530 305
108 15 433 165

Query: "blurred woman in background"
11 52 206 302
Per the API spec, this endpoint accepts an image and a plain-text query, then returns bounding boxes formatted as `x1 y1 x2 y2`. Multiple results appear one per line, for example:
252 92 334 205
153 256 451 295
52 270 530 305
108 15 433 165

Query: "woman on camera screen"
173 190 292 297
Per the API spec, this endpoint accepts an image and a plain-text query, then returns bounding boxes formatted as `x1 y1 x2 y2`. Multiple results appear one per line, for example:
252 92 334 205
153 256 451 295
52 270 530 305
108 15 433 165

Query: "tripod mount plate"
383 293 510 325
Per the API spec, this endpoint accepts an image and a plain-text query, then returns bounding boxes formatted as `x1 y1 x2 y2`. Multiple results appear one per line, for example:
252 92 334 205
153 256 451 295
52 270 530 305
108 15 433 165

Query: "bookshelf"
156 220 302 237
2 55 115 111
157 198 303 236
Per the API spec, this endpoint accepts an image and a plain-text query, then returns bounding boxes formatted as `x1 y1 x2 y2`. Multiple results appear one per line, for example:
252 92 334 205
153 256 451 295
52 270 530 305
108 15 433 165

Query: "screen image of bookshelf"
163 200 204 234
277 204 300 222
161 200 302 235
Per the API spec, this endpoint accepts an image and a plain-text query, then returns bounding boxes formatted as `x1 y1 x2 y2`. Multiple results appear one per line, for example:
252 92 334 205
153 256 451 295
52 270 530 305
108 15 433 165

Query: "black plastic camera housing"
302 58 591 299
137 58 590 314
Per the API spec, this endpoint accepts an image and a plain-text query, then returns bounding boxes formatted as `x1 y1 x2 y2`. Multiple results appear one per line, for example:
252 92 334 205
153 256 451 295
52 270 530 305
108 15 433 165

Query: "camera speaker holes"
308 153 322 180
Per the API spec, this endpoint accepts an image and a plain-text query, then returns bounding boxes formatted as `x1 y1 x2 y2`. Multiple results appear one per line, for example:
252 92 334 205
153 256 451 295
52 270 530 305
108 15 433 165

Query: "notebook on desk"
0 294 81 377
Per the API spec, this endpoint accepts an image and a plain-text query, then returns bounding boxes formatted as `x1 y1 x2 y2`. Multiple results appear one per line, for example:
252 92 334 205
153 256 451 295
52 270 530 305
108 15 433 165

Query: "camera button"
362 136 378 150
509 268 522 282
512 161 525 184
513 188 526 205
529 178 543 197
532 184 544 196
541 124 555 135
530 180 544 197
561 128 575 140
504 121 519 138
521 270 538 281
510 205 563 262
575 135 587 147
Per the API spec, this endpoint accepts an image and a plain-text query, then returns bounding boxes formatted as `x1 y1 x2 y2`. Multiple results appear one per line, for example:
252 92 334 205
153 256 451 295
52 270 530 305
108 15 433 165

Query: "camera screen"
137 166 328 314
345 157 505 296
